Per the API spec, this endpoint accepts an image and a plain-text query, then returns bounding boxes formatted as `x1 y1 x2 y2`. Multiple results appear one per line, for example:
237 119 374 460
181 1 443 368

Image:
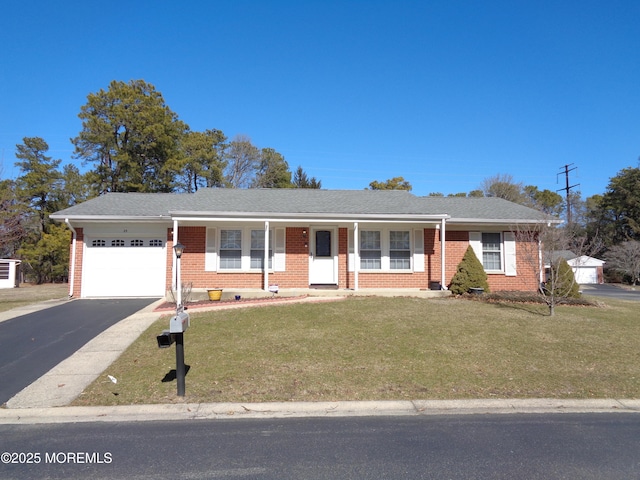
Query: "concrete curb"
1 399 640 425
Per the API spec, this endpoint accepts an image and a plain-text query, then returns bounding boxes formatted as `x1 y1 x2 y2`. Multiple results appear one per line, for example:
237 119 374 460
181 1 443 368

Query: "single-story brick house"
50 189 554 298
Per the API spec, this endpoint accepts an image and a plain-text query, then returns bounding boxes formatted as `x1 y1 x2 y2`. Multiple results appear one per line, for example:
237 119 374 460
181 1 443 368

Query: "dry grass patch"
0 283 68 313
73 296 640 405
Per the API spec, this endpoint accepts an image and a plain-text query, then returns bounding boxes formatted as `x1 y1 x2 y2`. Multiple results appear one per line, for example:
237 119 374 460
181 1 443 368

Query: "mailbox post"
173 242 187 396
154 242 192 396
170 310 189 396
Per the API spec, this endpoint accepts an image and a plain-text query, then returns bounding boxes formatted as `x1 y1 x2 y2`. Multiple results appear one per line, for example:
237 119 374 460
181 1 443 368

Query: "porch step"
309 284 339 290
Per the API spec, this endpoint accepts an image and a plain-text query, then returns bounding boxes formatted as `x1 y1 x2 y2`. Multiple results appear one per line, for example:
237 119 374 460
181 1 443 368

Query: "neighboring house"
0 259 21 289
50 189 554 298
544 251 605 285
567 256 605 284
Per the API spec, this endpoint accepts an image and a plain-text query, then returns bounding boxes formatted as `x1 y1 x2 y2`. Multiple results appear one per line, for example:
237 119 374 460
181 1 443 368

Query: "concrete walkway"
2 295 640 424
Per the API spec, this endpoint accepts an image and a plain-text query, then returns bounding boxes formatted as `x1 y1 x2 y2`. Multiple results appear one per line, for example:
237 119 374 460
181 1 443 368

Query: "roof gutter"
50 215 172 223
449 218 562 225
169 211 451 223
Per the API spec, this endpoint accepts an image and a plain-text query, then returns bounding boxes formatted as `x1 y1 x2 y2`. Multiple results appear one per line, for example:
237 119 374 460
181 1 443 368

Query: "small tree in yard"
548 258 580 299
449 246 490 295
513 222 593 316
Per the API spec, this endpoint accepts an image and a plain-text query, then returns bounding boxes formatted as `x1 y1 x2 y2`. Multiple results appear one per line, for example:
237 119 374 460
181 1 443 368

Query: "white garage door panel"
83 241 166 297
573 267 597 284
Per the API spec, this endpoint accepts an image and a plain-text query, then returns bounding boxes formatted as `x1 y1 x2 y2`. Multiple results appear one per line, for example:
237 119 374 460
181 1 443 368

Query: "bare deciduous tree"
224 135 260 188
604 240 640 285
512 222 599 316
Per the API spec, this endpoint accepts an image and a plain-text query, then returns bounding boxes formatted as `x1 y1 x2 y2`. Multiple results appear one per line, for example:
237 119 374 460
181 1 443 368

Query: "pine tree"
449 246 490 294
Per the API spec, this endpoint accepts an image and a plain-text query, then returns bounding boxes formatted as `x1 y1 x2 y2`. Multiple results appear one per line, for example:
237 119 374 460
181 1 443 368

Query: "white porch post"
440 218 446 289
264 221 270 291
172 220 179 292
354 222 359 291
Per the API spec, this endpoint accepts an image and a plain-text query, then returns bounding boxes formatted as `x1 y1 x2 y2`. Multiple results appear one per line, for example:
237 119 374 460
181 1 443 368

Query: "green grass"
73 295 640 405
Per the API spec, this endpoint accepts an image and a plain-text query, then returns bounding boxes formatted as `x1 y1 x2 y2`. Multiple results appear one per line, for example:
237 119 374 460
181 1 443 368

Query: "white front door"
309 228 337 285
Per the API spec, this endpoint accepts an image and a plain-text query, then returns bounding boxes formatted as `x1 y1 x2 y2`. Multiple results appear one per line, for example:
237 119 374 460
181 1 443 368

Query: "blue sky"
1 0 638 199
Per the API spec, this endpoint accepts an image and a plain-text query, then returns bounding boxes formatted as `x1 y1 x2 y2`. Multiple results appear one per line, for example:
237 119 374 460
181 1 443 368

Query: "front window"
250 230 273 269
482 233 502 270
390 231 411 269
360 231 381 269
220 229 242 269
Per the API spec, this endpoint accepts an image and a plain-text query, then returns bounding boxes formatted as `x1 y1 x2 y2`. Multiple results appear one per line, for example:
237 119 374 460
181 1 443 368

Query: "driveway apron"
0 298 158 405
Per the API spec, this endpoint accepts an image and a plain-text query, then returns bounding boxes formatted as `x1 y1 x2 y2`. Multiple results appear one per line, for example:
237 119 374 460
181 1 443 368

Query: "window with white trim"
360 231 381 270
358 229 413 271
482 233 502 270
111 239 125 247
149 239 164 247
250 229 273 269
389 231 411 269
92 239 106 247
220 229 242 269
131 239 144 247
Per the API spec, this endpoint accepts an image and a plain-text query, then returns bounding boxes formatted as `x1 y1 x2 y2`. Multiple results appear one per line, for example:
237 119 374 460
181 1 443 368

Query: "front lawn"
73 296 640 405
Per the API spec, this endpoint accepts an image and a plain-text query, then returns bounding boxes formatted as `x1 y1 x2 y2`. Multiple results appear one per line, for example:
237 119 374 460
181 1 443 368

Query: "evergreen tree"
449 246 490 294
549 258 580 299
72 79 188 193
292 166 321 189
14 137 62 234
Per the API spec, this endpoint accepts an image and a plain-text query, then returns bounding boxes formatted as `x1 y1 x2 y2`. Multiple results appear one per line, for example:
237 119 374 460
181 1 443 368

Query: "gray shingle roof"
51 189 553 223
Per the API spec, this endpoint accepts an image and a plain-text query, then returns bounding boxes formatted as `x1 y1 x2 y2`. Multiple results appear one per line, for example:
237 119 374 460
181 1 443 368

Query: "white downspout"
354 222 359 291
440 218 446 289
538 235 543 283
65 219 77 298
264 221 270 291
172 220 179 293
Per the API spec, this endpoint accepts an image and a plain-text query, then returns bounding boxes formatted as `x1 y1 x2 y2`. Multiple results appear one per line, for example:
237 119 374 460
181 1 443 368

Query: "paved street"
0 299 158 405
2 414 640 479
580 283 640 301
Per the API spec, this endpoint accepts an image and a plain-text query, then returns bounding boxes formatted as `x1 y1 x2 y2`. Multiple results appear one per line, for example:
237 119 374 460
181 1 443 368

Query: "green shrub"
550 258 581 298
449 246 490 295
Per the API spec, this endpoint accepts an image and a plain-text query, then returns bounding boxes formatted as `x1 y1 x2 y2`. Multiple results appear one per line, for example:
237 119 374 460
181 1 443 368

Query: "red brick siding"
159 225 539 293
69 227 85 297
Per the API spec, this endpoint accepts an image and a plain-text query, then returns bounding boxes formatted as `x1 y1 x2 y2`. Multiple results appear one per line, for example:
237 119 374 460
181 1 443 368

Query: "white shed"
567 255 605 284
0 259 21 289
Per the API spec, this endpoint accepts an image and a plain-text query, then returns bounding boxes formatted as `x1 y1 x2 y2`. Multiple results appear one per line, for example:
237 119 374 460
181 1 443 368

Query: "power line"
557 164 580 225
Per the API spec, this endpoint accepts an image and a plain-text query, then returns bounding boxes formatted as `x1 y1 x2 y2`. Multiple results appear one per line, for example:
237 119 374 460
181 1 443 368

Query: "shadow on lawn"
161 365 191 383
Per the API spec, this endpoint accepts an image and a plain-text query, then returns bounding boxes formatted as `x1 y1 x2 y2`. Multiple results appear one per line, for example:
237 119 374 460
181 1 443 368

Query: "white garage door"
82 237 167 297
573 266 597 284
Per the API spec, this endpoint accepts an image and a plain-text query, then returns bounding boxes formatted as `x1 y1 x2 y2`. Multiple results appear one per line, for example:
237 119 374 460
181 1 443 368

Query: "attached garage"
81 226 168 298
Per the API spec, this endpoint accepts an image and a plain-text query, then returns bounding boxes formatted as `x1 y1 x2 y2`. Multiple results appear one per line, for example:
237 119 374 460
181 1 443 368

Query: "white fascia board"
170 211 450 223
449 218 561 225
50 215 172 223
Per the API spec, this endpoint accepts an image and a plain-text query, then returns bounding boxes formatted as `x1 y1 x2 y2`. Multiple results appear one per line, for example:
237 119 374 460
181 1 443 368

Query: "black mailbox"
156 330 175 348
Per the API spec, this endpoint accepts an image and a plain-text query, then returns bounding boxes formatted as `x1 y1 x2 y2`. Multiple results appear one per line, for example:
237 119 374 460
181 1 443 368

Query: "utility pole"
557 164 579 226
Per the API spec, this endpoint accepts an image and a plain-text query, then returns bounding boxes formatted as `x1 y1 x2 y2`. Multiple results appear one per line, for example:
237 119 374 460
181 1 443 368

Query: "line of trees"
0 79 323 282
2 79 640 286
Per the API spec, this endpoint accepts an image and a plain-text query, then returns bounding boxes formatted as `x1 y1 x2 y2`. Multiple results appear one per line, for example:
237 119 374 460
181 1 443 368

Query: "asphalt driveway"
0 298 158 406
580 283 640 301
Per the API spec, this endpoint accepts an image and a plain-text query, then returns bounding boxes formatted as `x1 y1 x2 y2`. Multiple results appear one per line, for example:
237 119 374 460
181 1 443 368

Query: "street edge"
1 399 640 425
